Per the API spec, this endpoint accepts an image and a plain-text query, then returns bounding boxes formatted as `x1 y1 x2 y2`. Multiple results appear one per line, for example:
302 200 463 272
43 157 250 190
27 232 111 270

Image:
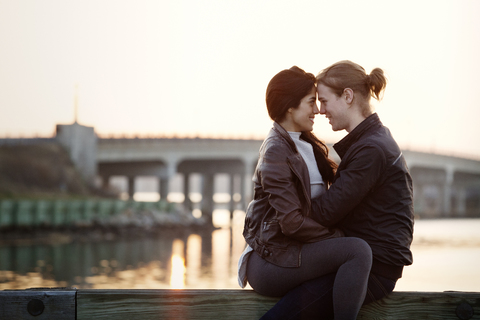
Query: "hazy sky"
1 0 479 158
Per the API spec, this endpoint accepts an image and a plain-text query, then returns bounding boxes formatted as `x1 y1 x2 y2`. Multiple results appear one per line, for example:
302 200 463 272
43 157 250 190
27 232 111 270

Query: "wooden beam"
1 288 479 319
77 289 278 320
0 288 76 320
358 291 479 320
76 289 480 320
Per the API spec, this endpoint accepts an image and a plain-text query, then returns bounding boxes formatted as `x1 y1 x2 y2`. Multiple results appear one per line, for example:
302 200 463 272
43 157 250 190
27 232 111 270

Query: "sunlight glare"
170 239 186 289
133 192 160 202
170 255 186 289
192 209 202 218
212 209 231 228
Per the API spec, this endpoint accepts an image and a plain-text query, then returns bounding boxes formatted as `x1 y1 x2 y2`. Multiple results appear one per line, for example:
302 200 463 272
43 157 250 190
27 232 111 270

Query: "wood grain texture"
2 288 479 320
0 288 76 320
77 289 279 320
359 291 480 320
76 289 480 320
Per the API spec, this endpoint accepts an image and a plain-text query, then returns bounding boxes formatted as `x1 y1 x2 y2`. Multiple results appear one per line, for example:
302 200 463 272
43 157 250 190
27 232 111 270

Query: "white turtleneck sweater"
288 132 326 199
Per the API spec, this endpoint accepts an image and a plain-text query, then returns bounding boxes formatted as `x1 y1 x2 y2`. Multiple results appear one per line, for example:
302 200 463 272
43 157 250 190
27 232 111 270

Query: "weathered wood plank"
0 288 76 320
2 288 479 319
76 289 480 320
358 291 480 320
77 289 279 320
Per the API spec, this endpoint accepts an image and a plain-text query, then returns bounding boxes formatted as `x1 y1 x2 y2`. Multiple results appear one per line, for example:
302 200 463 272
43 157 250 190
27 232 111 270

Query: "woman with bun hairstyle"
239 66 374 320
261 61 414 319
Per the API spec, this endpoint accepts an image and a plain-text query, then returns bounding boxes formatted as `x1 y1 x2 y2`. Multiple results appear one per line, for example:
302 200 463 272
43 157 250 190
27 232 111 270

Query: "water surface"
0 212 479 292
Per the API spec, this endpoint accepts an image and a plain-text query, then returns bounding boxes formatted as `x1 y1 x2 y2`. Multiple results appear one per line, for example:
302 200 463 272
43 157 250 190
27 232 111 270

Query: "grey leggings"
246 237 372 320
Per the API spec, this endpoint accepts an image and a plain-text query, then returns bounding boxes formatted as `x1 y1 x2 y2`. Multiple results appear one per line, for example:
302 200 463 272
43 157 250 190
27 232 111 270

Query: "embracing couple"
238 61 414 320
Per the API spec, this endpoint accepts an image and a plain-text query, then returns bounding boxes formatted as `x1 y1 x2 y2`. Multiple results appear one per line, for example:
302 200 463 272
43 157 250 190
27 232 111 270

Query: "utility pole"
74 84 79 124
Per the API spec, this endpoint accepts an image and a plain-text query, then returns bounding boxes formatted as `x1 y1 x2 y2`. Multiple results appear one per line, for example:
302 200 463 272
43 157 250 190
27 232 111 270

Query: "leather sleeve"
311 143 386 226
260 141 341 242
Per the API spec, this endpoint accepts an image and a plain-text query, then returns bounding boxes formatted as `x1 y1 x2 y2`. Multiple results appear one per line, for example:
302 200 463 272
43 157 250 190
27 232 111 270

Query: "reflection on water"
395 218 480 292
170 239 186 289
0 210 246 290
0 212 479 292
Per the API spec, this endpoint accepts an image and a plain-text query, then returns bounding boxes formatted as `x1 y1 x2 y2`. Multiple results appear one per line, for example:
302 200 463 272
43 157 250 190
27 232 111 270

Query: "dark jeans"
260 272 397 320
248 237 372 320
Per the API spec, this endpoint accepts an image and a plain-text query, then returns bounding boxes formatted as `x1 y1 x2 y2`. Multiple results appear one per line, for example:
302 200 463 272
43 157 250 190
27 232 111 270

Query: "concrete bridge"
95 136 480 219
96 136 260 220
3 123 480 219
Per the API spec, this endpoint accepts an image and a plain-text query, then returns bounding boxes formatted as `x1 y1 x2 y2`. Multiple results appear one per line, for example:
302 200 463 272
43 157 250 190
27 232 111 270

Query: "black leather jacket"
312 113 414 279
243 122 342 268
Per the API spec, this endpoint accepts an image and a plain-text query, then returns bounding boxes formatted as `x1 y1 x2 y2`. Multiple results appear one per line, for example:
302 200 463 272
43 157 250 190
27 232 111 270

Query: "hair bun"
368 68 387 100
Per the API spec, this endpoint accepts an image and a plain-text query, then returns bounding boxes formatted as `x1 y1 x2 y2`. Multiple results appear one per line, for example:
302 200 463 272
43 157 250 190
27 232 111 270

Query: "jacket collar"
272 122 298 153
333 113 383 159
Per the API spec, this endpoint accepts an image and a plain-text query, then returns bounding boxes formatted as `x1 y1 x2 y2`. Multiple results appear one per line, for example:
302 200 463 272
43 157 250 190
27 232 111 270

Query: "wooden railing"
0 288 479 319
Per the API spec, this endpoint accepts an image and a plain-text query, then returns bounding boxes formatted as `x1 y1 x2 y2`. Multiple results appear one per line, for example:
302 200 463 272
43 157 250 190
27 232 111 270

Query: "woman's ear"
343 88 354 104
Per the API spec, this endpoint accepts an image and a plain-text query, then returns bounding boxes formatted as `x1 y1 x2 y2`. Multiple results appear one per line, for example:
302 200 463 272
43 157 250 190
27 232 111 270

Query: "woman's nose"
314 103 320 114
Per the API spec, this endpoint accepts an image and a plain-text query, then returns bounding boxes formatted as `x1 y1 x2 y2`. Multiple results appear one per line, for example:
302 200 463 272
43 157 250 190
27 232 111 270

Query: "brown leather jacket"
243 123 343 268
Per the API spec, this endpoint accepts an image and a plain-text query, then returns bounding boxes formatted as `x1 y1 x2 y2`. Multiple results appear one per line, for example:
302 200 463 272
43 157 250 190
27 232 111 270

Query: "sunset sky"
1 0 479 158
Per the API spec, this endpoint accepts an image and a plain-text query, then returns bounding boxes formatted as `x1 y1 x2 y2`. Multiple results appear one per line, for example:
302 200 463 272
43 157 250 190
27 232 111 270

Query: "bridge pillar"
201 173 214 227
184 174 192 211
414 182 442 218
159 157 178 202
455 186 467 217
413 183 424 217
229 174 235 218
243 157 257 208
159 178 169 200
241 173 247 209
128 176 135 199
443 166 454 217
102 175 110 189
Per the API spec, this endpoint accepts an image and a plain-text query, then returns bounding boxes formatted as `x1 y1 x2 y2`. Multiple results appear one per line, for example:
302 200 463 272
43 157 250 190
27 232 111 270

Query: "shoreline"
0 222 216 247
